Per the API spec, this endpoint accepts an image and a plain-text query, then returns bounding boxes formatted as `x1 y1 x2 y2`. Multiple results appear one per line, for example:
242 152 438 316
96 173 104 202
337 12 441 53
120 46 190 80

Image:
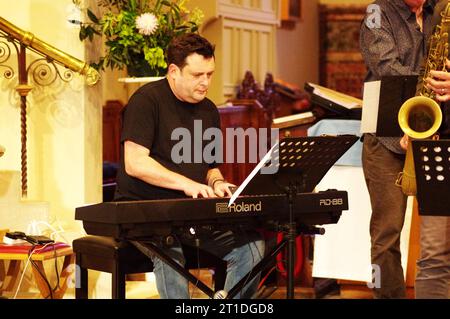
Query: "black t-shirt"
115 78 221 200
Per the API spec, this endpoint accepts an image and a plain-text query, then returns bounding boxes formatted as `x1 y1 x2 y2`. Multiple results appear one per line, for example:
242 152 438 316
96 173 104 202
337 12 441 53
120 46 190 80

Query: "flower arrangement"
74 0 203 76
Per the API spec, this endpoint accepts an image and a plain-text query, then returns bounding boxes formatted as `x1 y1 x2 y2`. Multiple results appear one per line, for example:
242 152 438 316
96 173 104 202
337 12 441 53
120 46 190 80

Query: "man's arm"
206 168 236 197
124 140 216 198
424 59 450 102
360 11 412 78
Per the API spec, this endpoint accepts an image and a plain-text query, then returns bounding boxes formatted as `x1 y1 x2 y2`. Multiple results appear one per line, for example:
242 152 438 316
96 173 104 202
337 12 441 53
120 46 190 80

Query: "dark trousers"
362 134 407 298
416 215 450 298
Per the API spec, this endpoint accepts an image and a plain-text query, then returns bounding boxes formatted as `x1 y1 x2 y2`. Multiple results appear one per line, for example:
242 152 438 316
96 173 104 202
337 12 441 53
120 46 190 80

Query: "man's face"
170 53 215 103
404 0 426 10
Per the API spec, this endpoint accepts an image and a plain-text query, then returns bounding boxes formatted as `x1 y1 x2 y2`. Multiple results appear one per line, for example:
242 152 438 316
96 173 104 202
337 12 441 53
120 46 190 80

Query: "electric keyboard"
75 190 348 239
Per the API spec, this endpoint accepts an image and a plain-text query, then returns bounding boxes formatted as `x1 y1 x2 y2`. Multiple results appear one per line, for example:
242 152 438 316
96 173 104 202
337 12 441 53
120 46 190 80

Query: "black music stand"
412 139 450 216
376 75 417 136
131 135 358 299
242 135 360 195
242 135 358 299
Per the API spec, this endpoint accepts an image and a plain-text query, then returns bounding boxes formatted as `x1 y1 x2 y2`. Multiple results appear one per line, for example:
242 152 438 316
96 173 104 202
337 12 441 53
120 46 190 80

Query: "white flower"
135 13 158 35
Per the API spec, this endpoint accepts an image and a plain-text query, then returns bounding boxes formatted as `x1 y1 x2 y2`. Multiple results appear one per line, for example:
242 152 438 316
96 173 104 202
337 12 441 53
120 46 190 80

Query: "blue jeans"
150 235 265 299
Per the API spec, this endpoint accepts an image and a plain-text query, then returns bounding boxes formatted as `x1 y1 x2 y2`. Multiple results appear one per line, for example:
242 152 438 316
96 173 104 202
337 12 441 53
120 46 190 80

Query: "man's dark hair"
166 33 215 69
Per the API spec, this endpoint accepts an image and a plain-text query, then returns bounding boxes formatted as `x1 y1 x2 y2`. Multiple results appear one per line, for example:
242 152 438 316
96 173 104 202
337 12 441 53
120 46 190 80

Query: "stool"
73 236 226 299
0 242 74 299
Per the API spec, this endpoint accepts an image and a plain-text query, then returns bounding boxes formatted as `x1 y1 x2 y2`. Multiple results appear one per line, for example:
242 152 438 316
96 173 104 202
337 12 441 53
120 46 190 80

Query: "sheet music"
272 111 315 129
228 142 279 206
307 83 362 109
360 80 381 134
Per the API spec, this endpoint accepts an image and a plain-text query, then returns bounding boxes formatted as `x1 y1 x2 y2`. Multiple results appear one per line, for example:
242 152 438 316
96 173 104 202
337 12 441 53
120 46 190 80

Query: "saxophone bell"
396 96 442 196
398 96 442 139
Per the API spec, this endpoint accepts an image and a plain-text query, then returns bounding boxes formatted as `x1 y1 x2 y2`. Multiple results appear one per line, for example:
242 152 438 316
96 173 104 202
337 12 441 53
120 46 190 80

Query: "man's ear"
167 63 179 79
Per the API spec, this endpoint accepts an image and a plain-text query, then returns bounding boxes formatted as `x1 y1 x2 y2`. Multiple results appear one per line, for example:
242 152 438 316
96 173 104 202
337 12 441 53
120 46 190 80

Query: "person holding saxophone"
361 0 449 299
400 0 450 299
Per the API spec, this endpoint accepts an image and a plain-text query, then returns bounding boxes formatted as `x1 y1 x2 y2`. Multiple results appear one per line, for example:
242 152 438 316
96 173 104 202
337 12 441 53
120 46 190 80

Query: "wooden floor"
5 269 416 299
134 271 375 299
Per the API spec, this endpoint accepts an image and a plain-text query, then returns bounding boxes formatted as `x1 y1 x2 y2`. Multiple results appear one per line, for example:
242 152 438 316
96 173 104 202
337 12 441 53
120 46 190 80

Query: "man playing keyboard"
114 33 264 299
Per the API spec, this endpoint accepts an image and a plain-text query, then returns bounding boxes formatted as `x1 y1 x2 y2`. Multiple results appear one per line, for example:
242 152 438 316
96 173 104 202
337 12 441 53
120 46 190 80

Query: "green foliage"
74 0 203 75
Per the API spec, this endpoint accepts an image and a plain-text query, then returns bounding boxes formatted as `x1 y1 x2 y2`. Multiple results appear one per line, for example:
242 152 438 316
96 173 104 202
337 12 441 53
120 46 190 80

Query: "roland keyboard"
75 190 348 239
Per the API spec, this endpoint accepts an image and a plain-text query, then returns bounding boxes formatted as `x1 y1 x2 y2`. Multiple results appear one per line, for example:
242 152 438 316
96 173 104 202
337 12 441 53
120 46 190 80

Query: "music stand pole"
286 184 297 299
271 135 358 299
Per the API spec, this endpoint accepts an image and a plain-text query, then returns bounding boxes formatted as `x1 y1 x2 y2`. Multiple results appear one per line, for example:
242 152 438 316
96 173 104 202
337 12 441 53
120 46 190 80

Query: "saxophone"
395 4 450 195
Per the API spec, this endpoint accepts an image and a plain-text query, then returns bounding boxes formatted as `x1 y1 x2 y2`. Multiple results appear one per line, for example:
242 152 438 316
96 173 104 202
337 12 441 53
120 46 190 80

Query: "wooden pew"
217 99 272 185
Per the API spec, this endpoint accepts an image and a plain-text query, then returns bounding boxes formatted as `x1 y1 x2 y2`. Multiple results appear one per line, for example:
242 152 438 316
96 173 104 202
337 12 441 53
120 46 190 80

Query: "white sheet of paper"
228 142 279 206
307 82 363 109
361 80 381 134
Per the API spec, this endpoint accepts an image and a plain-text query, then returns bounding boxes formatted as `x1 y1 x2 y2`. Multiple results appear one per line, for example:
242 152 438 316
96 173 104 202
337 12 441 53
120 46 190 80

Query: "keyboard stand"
129 223 327 299
131 235 293 299
130 240 217 298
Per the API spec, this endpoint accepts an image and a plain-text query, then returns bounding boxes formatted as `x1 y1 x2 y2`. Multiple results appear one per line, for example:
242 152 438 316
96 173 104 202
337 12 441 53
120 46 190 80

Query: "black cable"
30 243 62 299
52 244 61 292
7 233 59 299
27 245 53 299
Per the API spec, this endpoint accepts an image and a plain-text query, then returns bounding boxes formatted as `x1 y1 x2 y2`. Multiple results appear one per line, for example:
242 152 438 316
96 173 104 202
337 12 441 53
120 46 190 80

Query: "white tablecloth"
308 120 412 282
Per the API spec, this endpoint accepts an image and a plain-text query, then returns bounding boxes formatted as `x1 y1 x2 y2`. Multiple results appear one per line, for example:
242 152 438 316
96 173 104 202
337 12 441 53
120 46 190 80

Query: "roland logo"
319 198 343 206
215 201 262 213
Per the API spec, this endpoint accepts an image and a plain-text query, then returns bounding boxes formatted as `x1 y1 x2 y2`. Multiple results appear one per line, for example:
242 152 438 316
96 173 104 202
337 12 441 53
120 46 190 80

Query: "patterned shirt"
360 0 438 153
